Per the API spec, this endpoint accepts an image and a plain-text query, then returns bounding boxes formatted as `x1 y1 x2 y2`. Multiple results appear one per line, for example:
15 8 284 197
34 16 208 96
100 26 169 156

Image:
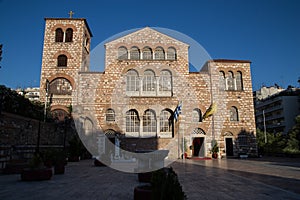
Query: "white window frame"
126 70 139 96
159 110 173 138
125 110 140 137
229 106 239 121
154 47 165 60
142 110 157 138
142 70 156 96
167 47 176 60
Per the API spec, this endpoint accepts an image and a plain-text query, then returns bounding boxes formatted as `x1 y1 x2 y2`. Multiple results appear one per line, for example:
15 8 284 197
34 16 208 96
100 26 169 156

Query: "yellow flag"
203 103 217 120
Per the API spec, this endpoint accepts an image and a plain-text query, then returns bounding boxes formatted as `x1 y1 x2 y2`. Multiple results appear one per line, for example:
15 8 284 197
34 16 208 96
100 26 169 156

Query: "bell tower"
39 15 92 117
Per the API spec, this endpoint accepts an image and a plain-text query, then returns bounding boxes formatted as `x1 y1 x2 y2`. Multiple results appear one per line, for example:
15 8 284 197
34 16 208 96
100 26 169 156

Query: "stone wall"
0 112 74 147
39 19 257 158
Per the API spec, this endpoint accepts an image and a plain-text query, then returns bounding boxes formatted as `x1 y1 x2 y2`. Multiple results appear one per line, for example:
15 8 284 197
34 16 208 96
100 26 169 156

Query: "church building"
39 17 257 159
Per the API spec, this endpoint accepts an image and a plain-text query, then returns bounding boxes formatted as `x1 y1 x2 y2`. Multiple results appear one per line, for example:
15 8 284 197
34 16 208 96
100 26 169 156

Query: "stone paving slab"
0 158 299 200
0 160 139 200
173 158 300 200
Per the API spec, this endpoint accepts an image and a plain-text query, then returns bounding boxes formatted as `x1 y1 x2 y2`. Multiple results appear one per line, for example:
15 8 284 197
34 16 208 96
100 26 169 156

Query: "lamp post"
263 110 267 143
44 79 49 122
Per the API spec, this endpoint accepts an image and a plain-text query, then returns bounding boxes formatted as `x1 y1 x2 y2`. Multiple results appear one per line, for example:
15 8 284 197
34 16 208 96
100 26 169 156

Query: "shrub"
151 167 186 200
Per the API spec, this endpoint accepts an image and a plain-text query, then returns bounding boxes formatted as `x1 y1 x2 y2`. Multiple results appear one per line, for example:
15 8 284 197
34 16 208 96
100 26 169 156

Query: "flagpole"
182 117 185 161
181 101 185 161
177 115 180 159
209 62 215 140
174 101 182 159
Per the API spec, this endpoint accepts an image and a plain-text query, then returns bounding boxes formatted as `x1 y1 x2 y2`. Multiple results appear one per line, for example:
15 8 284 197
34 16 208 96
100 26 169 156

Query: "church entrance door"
225 138 234 156
193 137 205 157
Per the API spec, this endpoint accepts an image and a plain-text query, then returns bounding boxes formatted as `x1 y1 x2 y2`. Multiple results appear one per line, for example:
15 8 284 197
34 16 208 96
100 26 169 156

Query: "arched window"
55 28 64 42
118 46 128 60
126 69 139 92
227 71 235 91
49 78 72 95
229 106 239 121
142 47 152 60
219 71 226 91
159 70 172 92
106 109 115 122
52 109 69 121
236 71 243 90
57 55 67 67
167 47 176 60
154 47 165 60
143 70 155 92
130 47 140 60
126 110 140 133
143 110 156 133
192 108 202 122
160 110 173 133
65 28 73 42
84 118 93 136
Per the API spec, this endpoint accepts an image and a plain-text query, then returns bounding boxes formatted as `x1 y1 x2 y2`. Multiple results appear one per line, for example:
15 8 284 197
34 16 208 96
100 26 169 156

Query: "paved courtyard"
0 157 299 200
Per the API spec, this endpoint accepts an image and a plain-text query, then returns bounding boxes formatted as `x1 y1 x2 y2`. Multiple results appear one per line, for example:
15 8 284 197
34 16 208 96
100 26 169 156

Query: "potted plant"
211 140 219 159
53 150 67 174
68 136 83 162
151 167 186 200
21 153 52 181
42 149 55 168
183 138 189 159
134 184 152 200
134 167 186 200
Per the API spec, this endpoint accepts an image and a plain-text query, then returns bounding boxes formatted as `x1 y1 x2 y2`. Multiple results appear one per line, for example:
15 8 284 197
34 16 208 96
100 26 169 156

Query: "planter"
54 164 65 174
4 161 28 174
44 160 53 168
212 153 218 159
134 185 152 200
138 172 153 183
21 168 52 181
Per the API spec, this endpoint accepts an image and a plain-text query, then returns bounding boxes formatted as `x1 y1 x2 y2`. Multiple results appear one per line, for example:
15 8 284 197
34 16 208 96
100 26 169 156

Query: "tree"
284 115 300 154
256 128 286 155
0 85 44 119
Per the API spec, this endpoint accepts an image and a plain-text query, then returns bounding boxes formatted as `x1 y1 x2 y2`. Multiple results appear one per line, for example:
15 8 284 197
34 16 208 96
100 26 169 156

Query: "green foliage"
183 138 188 152
211 139 219 153
151 167 186 200
257 115 300 156
283 115 300 154
256 128 286 155
0 85 44 120
67 104 72 117
68 135 85 158
42 149 66 165
29 153 44 169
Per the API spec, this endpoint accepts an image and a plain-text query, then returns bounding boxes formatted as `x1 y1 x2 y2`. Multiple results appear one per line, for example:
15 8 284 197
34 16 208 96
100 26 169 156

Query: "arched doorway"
105 129 116 145
104 129 123 159
191 128 206 157
224 132 234 156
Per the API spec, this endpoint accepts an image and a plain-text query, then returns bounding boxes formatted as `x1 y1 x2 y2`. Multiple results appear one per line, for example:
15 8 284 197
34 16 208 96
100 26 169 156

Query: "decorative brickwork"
40 18 257 158
40 18 92 111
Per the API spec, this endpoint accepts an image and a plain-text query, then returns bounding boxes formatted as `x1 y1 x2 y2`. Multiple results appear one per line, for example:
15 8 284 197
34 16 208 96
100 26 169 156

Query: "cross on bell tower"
68 11 74 18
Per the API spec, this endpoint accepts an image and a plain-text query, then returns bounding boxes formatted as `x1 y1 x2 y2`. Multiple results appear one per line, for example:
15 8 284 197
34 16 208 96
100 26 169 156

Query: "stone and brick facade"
39 18 257 159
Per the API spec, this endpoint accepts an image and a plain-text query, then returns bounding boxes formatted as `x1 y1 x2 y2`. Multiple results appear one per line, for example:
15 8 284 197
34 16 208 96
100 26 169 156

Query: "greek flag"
174 101 182 121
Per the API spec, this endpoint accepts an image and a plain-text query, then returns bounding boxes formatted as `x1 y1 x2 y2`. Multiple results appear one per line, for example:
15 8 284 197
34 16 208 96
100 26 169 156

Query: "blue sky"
0 0 299 90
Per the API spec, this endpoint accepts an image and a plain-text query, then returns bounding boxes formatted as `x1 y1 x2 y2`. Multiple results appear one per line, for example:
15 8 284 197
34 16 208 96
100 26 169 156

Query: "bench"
239 154 248 159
